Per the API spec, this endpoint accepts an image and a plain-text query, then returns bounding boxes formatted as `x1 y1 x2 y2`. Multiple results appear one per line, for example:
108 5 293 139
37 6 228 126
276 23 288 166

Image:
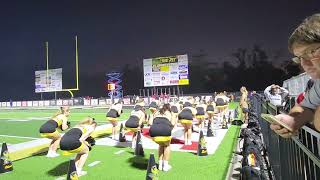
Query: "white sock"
163 160 168 167
163 160 171 171
158 160 163 170
76 167 82 174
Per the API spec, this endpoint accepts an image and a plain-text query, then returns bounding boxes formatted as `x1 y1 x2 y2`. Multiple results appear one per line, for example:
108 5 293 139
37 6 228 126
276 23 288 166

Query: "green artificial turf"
0 137 31 146
0 103 241 180
0 125 240 180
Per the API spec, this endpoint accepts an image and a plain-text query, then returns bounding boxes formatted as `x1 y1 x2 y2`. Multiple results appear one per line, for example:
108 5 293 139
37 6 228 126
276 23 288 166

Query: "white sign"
38 101 44 106
91 99 98 106
27 101 33 107
99 99 106 106
33 101 39 107
84 99 91 106
44 101 50 106
143 54 189 87
35 68 62 93
57 100 63 106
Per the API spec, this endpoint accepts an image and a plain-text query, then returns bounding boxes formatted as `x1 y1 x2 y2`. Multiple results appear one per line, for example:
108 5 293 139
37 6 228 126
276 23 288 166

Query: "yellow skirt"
180 119 193 124
207 111 214 114
107 117 118 122
126 127 139 133
152 136 171 146
216 105 227 110
40 130 59 138
62 143 86 156
196 115 205 119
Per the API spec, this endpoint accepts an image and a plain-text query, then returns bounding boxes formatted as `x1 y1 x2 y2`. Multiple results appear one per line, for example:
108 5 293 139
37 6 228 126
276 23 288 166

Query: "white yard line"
7 119 30 122
114 150 125 155
0 134 40 140
88 161 101 167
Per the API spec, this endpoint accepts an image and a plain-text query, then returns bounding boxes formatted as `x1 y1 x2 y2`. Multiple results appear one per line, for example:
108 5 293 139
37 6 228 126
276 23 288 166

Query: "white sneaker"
51 152 60 157
46 152 59 158
188 141 192 145
163 164 172 172
77 171 87 177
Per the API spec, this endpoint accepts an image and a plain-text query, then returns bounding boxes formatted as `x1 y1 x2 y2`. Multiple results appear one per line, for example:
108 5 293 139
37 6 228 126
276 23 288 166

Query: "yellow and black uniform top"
39 114 67 137
178 105 197 124
148 109 158 126
149 101 159 109
60 126 92 154
196 103 207 119
106 103 123 121
125 108 146 131
149 111 174 144
170 102 181 114
215 95 229 107
206 102 215 114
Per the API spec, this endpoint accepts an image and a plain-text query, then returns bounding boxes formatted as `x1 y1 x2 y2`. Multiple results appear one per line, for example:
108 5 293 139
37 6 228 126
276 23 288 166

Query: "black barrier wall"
254 95 320 180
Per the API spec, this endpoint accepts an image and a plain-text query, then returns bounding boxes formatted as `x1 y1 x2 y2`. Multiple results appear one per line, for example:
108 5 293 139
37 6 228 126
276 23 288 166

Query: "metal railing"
255 95 320 180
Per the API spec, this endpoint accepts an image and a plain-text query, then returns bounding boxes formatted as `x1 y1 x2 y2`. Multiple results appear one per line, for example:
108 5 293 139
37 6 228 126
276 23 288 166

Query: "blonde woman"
169 100 180 128
215 92 229 121
240 86 249 124
60 117 97 177
125 101 146 148
178 101 197 145
196 100 207 129
149 104 175 171
206 99 216 124
106 99 123 139
39 106 70 158
148 100 159 126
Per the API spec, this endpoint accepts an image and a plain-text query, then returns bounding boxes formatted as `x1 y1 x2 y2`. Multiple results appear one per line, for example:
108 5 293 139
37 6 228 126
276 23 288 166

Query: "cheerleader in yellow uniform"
148 100 159 126
215 92 229 121
196 100 207 129
178 101 197 145
106 99 123 139
60 117 97 177
206 100 216 124
39 106 70 158
125 101 146 148
149 104 175 171
169 100 180 128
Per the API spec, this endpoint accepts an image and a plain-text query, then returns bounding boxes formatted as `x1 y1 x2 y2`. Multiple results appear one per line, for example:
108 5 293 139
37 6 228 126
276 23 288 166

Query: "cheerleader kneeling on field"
149 103 175 171
125 101 146 148
206 100 216 124
106 99 123 139
196 100 207 129
215 92 229 121
147 100 159 126
39 106 71 158
178 101 197 145
60 117 97 177
169 100 180 128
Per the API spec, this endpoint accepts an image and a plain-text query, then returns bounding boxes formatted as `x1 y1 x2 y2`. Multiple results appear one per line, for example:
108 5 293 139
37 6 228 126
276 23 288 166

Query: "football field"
0 104 241 180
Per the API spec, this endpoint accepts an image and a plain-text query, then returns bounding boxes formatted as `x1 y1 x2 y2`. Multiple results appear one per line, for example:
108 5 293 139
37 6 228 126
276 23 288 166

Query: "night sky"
0 0 319 100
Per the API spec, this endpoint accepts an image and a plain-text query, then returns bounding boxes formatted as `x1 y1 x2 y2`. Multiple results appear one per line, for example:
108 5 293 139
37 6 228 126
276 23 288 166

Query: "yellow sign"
107 84 115 90
179 79 189 85
160 66 169 72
